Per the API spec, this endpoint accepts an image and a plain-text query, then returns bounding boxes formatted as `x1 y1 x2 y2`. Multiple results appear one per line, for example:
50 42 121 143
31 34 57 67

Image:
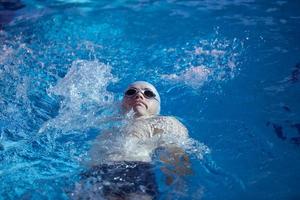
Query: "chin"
133 107 148 117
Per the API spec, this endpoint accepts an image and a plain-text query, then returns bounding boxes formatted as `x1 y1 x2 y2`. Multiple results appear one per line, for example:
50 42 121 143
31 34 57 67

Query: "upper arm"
154 116 189 150
168 116 189 138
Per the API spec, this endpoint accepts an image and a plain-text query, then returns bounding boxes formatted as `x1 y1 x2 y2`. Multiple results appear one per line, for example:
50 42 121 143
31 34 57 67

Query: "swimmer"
73 81 192 200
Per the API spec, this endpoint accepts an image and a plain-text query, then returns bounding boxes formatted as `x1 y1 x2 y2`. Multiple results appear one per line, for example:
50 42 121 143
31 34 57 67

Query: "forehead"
128 83 153 90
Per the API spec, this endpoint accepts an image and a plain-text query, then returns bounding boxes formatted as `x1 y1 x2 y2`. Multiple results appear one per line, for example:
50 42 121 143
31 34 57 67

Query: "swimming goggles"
125 88 158 100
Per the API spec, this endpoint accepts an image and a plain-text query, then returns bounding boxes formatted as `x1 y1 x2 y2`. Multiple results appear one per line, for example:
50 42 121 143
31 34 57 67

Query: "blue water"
1 0 300 199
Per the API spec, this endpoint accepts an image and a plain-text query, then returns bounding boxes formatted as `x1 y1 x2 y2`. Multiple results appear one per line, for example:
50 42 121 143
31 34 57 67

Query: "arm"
156 117 192 185
159 146 192 185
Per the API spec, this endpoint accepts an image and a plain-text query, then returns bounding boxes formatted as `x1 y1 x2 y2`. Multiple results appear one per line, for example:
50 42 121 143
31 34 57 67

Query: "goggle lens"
125 88 156 99
144 90 155 98
125 89 137 96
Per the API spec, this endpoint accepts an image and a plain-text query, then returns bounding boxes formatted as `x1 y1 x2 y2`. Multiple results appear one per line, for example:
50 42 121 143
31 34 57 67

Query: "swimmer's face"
122 81 160 118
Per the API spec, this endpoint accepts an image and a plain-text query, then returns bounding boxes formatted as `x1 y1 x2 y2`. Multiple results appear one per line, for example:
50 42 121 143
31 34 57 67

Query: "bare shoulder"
167 116 188 135
162 116 185 126
153 116 189 137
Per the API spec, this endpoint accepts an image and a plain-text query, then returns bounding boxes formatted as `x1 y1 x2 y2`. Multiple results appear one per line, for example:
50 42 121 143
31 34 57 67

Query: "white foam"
88 116 210 166
162 66 211 89
0 45 15 65
39 59 118 133
161 38 242 89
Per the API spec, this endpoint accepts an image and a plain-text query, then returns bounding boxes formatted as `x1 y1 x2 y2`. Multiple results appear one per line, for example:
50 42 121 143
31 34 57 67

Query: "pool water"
1 0 300 199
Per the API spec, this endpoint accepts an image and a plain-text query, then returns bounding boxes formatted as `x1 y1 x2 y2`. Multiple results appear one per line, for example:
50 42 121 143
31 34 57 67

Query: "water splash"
39 59 118 133
161 37 242 90
162 66 211 88
88 115 211 167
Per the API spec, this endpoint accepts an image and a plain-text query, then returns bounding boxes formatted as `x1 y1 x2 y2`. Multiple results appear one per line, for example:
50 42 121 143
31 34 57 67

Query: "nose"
134 91 144 99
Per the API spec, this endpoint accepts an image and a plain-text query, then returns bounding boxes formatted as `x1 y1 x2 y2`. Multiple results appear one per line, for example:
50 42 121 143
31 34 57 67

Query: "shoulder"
156 116 189 137
168 116 188 134
159 115 184 125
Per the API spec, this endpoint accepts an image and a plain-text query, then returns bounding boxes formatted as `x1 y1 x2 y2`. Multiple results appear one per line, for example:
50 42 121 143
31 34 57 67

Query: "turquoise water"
1 0 300 199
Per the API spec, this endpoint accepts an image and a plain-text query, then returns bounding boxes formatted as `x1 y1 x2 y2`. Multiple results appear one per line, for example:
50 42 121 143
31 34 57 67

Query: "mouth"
133 101 148 109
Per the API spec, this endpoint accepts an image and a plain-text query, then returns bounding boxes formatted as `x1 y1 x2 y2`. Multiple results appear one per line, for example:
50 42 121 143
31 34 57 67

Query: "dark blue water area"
1 0 300 199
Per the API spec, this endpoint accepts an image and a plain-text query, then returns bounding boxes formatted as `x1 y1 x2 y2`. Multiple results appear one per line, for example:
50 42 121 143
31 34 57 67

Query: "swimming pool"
1 0 300 199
